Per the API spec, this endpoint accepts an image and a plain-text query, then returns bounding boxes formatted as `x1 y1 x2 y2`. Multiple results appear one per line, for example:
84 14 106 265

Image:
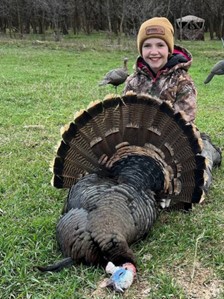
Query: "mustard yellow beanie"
137 17 174 55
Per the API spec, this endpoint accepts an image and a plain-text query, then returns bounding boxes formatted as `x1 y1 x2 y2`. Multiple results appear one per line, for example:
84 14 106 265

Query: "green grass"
0 34 223 299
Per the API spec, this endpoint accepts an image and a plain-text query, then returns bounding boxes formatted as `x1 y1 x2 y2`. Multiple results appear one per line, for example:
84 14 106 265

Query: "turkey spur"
36 93 206 272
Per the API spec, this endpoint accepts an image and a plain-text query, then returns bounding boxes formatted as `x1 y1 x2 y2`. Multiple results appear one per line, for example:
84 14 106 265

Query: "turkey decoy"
99 57 128 92
204 60 224 84
36 93 206 287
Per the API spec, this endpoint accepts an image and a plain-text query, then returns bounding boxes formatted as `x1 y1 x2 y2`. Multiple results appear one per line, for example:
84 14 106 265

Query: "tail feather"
52 93 206 207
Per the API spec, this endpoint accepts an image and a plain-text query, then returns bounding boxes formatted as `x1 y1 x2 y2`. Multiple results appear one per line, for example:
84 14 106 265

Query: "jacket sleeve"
174 74 197 123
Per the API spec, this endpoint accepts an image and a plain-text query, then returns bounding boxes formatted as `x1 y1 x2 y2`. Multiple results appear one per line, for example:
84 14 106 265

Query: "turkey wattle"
36 92 206 275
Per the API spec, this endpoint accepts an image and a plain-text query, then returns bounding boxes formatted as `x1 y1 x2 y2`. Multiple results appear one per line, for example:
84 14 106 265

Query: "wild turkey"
37 92 206 273
99 57 129 92
204 60 224 84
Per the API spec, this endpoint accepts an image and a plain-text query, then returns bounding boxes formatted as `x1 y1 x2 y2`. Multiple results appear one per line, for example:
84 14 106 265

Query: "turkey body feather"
57 171 158 266
37 93 206 272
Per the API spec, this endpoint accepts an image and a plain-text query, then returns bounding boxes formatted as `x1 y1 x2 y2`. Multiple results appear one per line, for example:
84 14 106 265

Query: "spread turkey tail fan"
52 92 206 207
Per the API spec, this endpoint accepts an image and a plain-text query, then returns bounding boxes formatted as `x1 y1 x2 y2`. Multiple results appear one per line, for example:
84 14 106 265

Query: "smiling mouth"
150 57 161 61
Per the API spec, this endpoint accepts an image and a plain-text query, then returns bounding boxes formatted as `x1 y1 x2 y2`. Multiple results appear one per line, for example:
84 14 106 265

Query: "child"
123 17 221 192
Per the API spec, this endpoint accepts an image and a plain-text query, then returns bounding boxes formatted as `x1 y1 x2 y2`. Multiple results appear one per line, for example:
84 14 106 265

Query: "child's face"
142 38 169 74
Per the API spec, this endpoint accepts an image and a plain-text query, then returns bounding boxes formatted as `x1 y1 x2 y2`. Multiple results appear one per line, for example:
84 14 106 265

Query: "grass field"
0 33 223 299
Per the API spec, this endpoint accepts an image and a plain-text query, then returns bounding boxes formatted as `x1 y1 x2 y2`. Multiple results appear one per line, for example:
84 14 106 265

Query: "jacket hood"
136 44 193 78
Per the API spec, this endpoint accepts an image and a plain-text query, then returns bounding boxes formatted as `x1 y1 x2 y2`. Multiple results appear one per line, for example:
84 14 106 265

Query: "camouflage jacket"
123 45 197 123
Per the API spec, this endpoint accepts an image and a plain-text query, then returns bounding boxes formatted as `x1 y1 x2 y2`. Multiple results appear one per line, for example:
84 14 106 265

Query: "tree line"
0 0 223 40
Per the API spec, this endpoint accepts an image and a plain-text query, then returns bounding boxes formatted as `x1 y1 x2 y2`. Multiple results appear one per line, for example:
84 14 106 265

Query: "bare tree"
0 0 223 40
